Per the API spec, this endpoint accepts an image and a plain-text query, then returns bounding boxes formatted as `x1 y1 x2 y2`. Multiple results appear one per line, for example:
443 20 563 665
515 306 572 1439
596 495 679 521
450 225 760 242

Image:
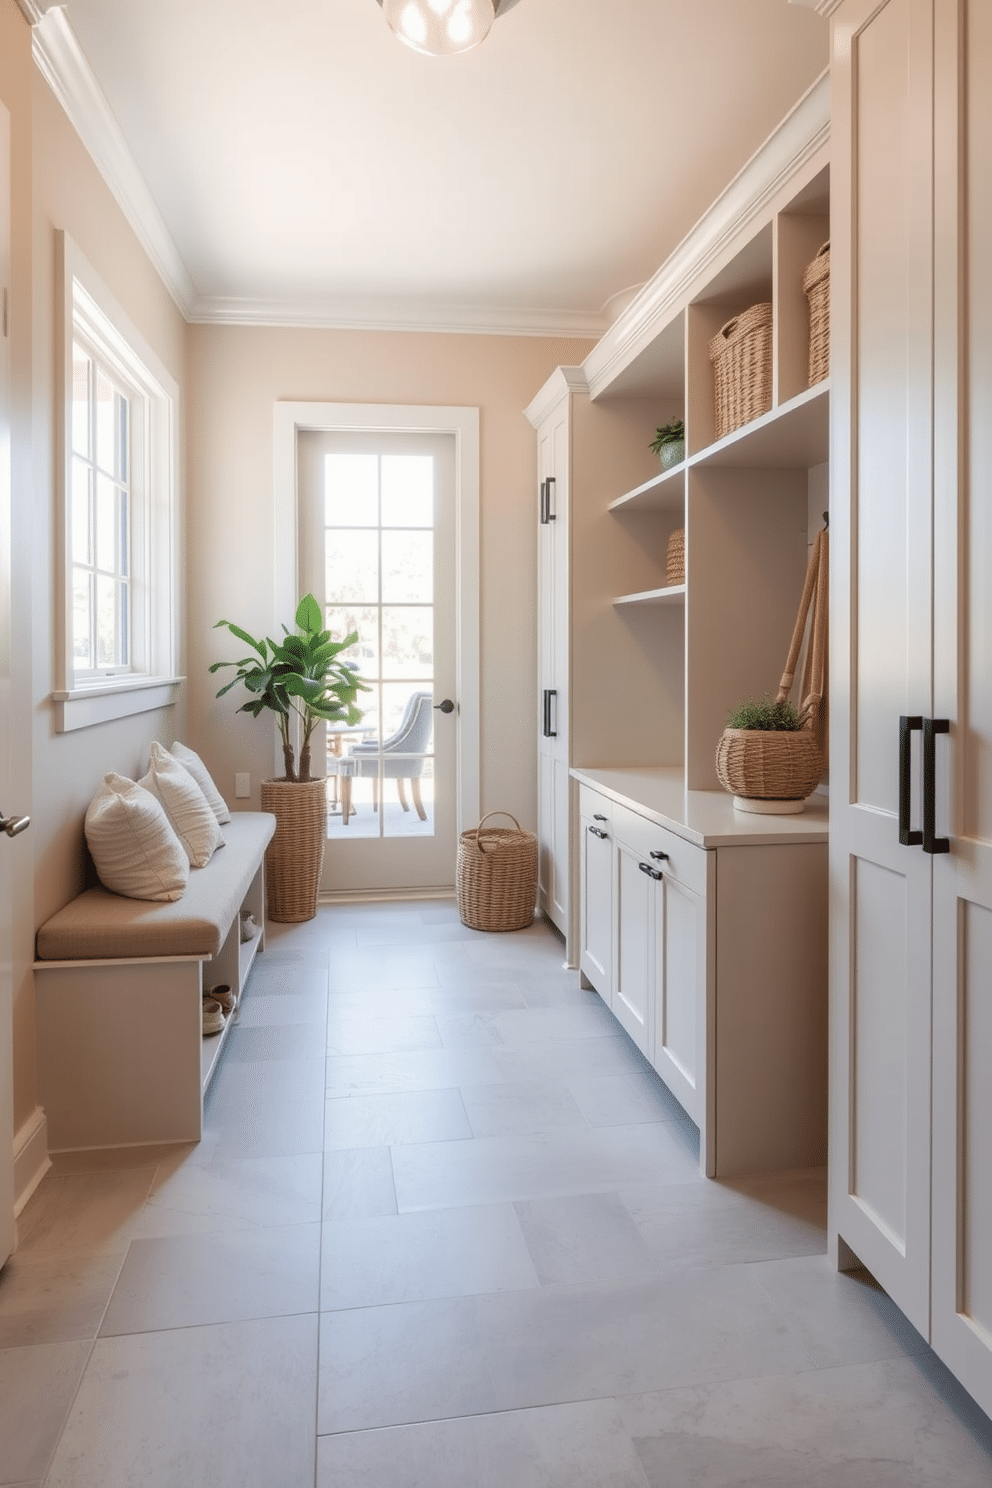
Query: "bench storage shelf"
34 812 275 1152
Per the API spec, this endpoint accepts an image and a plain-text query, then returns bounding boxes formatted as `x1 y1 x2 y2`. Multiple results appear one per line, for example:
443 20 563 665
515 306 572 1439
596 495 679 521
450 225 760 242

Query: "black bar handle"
546 688 557 738
923 717 950 854
545 476 556 521
539 479 548 525
650 850 669 862
593 813 607 822
899 715 923 847
542 689 549 737
588 825 608 840
638 861 664 881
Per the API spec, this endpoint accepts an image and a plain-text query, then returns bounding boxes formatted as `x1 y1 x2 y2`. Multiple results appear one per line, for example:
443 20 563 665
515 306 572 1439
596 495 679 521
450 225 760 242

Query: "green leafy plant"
649 418 685 454
210 593 370 782
725 694 806 732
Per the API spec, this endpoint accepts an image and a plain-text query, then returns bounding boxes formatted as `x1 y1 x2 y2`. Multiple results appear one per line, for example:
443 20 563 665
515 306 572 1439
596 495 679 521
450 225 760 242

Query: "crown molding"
187 293 606 340
789 0 844 14
15 0 63 23
524 365 589 428
30 8 197 315
583 68 830 399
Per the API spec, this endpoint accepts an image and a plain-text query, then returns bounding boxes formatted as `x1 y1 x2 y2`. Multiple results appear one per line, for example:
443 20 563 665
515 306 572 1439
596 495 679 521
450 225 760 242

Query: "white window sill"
53 676 184 733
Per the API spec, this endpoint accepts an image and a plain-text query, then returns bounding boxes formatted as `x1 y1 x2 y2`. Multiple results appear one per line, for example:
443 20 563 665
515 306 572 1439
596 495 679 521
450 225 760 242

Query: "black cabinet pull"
542 689 558 739
650 849 669 862
638 861 664 881
923 717 950 854
539 479 548 525
545 476 556 521
588 825 608 840
899 715 923 847
593 813 607 822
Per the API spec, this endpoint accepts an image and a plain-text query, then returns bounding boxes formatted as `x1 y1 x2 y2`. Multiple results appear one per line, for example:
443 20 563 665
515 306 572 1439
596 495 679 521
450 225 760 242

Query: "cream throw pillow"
169 741 231 824
85 773 190 902
140 741 225 868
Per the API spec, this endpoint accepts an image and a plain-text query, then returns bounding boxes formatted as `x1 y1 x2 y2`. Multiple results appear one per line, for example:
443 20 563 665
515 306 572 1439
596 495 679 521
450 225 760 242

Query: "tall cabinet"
829 0 992 1419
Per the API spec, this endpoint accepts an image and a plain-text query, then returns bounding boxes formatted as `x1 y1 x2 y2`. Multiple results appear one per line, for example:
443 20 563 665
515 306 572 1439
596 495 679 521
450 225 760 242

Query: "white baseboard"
13 1106 50 1217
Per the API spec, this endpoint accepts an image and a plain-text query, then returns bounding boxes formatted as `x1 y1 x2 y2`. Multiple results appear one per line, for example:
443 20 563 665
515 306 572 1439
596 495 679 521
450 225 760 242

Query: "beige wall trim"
584 69 830 400
13 1106 50 1218
274 400 481 835
186 293 607 339
29 8 197 314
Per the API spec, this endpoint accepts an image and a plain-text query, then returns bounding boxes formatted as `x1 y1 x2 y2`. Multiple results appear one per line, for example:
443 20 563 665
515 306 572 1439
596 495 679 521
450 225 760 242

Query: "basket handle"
475 810 523 853
719 315 740 342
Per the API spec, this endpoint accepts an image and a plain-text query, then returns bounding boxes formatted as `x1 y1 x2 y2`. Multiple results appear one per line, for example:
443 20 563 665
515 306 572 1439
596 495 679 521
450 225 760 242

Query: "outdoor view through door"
298 430 457 895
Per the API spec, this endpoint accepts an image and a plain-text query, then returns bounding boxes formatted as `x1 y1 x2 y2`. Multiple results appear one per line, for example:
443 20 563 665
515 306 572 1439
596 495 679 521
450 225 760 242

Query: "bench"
33 812 276 1152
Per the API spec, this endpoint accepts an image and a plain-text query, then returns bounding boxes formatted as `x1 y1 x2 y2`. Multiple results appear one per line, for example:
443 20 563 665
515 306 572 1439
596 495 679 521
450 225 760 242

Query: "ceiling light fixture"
378 0 518 57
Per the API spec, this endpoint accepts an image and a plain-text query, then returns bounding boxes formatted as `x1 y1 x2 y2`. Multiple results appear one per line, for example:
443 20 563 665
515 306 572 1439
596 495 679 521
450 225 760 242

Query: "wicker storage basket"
457 811 538 932
802 241 830 387
666 527 685 586
260 777 326 923
708 302 773 440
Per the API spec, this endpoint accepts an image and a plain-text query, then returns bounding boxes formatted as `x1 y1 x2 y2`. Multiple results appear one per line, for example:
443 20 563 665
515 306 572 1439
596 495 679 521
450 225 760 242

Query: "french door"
1 101 15 1265
297 429 458 895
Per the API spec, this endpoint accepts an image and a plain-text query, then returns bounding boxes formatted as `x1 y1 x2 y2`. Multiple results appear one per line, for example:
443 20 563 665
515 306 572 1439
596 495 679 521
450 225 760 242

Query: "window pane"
95 369 118 475
381 606 433 679
72 572 92 667
96 574 118 667
71 457 91 564
96 474 118 573
119 488 129 575
381 455 434 528
326 530 379 605
324 454 378 527
382 530 431 603
117 392 129 482
326 604 379 678
72 348 90 457
382 683 434 750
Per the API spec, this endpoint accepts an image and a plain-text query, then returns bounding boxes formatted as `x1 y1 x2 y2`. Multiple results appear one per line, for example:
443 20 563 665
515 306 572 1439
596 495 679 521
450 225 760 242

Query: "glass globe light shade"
381 0 497 56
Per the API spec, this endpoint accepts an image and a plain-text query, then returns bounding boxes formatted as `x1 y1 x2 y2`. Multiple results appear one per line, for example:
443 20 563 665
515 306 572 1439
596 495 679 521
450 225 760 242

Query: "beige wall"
186 325 593 845
17 63 188 1133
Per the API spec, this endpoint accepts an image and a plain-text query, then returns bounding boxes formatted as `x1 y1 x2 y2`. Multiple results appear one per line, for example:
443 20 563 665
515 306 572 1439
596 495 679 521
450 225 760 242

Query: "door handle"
899 715 923 847
639 861 664 881
433 699 455 714
588 825 608 840
923 717 950 854
649 850 669 862
0 809 30 838
542 689 557 738
544 476 556 521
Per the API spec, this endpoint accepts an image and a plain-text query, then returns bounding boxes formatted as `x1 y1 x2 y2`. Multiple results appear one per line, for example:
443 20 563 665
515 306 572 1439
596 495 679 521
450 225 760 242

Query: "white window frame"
54 230 182 731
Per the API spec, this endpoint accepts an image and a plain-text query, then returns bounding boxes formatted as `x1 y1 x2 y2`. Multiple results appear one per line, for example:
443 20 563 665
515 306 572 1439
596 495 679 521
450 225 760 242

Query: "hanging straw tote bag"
715 524 829 811
457 811 538 932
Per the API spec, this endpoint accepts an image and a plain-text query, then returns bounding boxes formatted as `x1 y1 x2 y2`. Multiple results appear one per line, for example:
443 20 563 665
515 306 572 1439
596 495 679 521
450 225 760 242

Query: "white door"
0 101 15 1267
930 0 992 1415
613 837 655 1061
298 429 458 895
536 403 569 935
828 0 935 1334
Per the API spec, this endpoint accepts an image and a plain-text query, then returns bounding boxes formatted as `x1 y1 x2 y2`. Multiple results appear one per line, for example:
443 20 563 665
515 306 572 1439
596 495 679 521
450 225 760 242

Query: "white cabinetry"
829 0 992 1419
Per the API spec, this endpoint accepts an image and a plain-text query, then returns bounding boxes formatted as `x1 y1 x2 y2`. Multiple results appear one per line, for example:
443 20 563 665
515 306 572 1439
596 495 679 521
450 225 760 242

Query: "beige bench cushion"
36 812 276 962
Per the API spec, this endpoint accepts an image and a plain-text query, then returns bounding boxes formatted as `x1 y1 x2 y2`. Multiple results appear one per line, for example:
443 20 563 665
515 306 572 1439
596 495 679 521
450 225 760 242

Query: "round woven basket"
666 527 685 586
715 728 824 802
802 241 830 387
457 811 538 932
259 777 326 923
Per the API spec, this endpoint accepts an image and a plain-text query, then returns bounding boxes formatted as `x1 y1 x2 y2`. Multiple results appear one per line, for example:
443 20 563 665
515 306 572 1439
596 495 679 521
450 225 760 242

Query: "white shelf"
614 584 685 607
609 464 685 512
689 382 829 470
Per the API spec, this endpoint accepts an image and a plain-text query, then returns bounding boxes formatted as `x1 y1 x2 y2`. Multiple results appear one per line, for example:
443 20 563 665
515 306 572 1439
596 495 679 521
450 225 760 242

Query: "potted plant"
715 694 823 814
649 418 686 470
211 593 369 921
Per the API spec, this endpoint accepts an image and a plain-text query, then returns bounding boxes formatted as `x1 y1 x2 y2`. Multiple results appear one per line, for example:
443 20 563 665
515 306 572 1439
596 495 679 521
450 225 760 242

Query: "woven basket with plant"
715 523 828 810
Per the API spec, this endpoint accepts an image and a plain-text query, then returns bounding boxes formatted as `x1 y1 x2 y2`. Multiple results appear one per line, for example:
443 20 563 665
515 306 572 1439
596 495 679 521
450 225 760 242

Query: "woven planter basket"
715 524 829 807
666 527 685 586
457 811 538 932
260 777 326 923
708 302 773 440
803 241 830 387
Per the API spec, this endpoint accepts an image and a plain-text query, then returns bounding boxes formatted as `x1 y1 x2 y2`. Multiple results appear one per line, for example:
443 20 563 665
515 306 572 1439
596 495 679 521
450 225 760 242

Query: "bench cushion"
36 812 276 962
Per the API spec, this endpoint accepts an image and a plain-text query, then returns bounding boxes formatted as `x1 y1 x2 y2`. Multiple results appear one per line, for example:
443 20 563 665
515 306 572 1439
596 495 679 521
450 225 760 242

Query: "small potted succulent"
649 418 686 470
715 694 823 814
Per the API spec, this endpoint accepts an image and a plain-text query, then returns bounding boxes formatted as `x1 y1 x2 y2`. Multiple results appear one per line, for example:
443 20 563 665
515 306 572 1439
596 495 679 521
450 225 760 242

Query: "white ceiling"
33 0 829 334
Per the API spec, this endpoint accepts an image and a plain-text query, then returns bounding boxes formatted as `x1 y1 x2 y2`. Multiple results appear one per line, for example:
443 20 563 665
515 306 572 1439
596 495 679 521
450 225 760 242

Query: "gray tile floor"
3 900 992 1486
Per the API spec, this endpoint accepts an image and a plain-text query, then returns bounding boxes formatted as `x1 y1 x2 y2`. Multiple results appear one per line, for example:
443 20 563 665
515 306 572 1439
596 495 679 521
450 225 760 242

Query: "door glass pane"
325 454 379 527
381 606 433 678
382 530 432 603
326 530 379 604
382 455 433 527
326 604 379 677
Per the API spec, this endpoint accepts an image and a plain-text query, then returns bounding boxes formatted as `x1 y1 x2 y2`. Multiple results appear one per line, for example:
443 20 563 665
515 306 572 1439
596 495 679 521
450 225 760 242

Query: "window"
55 232 180 731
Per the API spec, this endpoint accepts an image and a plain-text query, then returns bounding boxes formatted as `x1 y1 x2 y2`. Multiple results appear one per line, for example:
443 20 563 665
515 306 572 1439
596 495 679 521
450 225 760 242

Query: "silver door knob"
0 809 29 838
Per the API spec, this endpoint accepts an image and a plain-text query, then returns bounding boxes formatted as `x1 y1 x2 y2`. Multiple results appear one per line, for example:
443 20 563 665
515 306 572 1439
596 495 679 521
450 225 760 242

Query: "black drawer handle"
588 826 608 840
650 850 669 862
923 717 950 855
899 715 923 847
639 861 664 881
593 813 607 822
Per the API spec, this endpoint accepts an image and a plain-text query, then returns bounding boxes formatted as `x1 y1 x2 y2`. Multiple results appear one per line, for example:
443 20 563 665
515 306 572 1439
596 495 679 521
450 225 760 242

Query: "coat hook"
822 511 829 529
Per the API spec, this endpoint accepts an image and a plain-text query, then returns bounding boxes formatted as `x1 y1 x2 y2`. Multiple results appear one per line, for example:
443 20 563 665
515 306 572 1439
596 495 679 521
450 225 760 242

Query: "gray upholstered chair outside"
345 689 434 821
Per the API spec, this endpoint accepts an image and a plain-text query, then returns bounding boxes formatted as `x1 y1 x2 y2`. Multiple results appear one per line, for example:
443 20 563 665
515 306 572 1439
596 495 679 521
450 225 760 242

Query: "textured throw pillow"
84 773 190 902
168 741 231 824
140 741 225 868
